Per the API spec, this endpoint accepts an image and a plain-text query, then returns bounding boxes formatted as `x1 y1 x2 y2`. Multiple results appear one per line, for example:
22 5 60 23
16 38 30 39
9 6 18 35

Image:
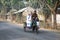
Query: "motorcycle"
23 21 40 33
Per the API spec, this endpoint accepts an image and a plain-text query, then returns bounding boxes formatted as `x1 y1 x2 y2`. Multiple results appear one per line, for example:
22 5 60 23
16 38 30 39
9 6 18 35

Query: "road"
0 21 60 40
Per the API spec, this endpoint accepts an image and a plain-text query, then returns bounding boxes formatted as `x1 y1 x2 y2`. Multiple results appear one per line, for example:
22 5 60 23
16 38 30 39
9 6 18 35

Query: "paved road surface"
0 21 60 40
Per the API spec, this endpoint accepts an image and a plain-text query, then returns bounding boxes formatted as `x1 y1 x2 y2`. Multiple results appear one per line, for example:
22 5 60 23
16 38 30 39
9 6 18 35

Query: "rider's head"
34 10 36 14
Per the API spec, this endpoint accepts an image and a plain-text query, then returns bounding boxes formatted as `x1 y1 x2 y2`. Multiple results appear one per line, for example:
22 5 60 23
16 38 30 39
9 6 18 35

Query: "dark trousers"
31 20 37 31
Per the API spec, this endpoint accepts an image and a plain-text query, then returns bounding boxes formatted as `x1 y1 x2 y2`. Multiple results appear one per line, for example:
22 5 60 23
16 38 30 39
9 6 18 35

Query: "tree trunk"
2 5 7 20
45 16 47 28
44 15 48 28
53 12 57 29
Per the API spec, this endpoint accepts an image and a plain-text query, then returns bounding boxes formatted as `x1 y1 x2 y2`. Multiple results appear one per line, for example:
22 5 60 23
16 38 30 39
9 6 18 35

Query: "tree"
1 0 11 13
10 0 25 10
0 0 2 12
37 0 60 29
0 0 8 15
46 0 60 29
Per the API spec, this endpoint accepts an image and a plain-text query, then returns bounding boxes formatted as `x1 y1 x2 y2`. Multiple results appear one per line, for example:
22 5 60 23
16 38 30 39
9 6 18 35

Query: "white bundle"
37 22 40 27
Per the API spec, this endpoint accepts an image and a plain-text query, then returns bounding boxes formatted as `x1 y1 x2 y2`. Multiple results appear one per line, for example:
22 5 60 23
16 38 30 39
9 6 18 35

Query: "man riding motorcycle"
24 10 39 32
31 10 39 31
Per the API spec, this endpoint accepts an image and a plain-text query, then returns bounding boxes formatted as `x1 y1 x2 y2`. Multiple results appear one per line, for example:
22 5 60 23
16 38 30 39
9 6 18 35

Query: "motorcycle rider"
31 10 39 31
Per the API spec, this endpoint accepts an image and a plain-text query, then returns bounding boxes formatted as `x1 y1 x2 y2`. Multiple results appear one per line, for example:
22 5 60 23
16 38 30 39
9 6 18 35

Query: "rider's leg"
32 26 35 31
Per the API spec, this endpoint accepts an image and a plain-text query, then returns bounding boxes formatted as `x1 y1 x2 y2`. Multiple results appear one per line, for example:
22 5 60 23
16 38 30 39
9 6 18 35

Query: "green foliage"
0 0 2 10
47 0 58 7
30 0 40 8
18 1 25 9
47 0 51 4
